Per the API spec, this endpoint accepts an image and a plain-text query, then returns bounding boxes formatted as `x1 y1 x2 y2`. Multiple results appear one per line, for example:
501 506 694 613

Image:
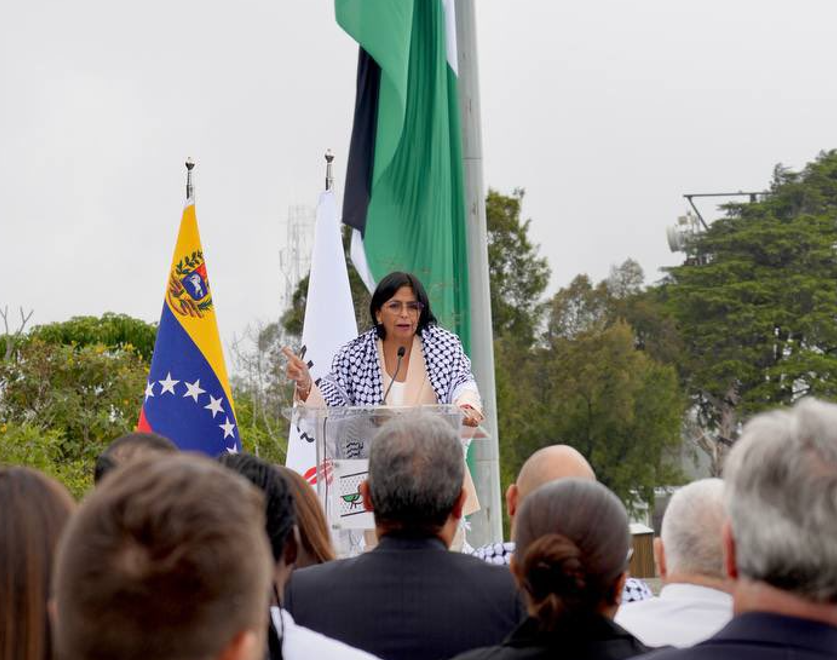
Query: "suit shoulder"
447 552 517 585
289 555 360 588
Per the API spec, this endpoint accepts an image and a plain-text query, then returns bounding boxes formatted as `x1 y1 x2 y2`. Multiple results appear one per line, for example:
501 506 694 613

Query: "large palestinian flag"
337 0 471 351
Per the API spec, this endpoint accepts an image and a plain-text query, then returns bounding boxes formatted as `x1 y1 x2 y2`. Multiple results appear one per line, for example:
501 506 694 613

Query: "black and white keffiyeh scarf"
318 325 476 407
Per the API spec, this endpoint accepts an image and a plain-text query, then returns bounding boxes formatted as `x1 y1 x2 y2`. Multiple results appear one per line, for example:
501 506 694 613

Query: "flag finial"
325 149 335 192
185 158 196 201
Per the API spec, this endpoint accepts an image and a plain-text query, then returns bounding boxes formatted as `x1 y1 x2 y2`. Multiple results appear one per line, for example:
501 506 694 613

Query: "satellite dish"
666 225 685 252
666 212 701 253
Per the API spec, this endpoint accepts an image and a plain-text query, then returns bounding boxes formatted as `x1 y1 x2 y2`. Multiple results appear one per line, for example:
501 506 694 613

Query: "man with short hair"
53 454 273 660
616 478 733 647
285 413 523 660
646 398 837 659
470 445 652 602
93 430 176 483
472 444 595 564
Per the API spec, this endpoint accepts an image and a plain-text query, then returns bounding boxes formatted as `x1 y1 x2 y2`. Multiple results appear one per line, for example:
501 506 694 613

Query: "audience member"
53 454 272 660
0 467 75 660
285 413 524 660
616 478 732 647
275 464 336 566
452 479 649 660
645 398 837 659
219 453 377 659
471 444 651 602
93 430 176 483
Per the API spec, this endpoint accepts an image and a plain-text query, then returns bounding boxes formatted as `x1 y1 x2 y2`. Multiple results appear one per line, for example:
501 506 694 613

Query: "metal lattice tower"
279 204 316 311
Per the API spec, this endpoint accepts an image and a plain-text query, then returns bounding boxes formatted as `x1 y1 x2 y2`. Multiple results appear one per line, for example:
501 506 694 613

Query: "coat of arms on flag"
138 163 239 456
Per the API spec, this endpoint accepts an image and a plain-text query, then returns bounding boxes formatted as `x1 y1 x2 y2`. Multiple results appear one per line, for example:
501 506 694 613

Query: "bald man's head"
506 445 595 521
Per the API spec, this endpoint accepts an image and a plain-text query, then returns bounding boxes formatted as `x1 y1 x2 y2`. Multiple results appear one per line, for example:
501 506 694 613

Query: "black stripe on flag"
342 47 380 238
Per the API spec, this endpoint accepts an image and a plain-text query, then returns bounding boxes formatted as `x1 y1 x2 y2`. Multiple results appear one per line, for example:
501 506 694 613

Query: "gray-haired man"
616 479 733 646
646 398 837 659
285 413 523 660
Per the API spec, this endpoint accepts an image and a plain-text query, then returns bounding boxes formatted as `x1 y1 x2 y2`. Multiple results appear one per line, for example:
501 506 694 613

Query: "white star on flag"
219 417 236 439
183 378 206 403
158 372 180 395
225 444 239 454
144 381 155 401
205 395 224 418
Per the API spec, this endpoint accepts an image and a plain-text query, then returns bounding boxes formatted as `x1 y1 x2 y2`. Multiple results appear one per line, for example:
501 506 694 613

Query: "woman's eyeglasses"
384 301 424 314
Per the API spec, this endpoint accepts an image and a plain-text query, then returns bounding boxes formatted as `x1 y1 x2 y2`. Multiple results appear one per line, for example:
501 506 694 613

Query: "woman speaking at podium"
284 271 483 427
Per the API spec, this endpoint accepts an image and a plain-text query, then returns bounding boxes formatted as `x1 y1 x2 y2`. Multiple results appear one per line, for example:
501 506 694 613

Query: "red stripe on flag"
137 407 152 432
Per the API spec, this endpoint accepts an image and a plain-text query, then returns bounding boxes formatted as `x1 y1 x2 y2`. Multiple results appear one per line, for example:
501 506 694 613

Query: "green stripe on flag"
336 0 471 352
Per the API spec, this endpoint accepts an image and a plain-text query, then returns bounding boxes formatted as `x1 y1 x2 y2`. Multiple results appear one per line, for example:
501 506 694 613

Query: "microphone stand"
382 346 406 404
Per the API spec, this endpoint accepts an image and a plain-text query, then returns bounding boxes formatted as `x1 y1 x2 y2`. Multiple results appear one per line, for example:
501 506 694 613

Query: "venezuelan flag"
138 196 239 455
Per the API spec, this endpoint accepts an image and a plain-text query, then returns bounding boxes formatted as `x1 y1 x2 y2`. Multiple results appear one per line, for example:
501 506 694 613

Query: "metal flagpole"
325 149 335 192
455 0 503 545
185 157 195 200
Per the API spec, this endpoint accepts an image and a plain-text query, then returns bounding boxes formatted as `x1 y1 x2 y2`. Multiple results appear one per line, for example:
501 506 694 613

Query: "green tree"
487 188 551 343
0 339 149 497
30 312 157 361
537 321 683 507
659 150 837 466
496 262 685 536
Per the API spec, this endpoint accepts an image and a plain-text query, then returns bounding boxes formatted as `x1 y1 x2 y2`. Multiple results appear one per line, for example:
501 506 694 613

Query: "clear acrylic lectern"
290 405 480 555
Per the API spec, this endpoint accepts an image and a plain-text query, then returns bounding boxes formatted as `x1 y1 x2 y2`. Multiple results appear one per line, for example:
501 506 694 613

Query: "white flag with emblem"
285 189 358 483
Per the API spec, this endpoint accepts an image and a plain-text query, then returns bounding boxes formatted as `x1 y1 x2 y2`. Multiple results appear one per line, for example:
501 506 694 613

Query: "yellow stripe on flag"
163 202 235 412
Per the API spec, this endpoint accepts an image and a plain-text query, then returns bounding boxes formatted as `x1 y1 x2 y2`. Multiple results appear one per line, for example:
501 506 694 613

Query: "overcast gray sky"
2 1 836 359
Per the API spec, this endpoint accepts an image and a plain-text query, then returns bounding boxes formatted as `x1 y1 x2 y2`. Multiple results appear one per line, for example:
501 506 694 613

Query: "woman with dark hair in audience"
0 466 76 660
218 453 378 660
451 479 650 660
274 465 335 567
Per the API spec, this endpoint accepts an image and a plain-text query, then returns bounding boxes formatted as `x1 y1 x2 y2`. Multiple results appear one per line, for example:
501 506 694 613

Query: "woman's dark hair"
217 453 296 563
513 479 630 630
0 466 75 660
274 466 335 566
369 271 437 339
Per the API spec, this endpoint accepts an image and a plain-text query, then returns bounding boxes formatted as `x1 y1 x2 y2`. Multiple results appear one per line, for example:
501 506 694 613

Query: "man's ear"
360 480 374 512
450 487 467 521
218 629 261 660
653 537 667 579
509 553 524 588
612 571 628 606
722 520 738 580
506 483 518 518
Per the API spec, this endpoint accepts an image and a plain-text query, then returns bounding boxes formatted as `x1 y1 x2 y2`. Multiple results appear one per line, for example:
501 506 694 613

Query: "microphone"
382 346 406 404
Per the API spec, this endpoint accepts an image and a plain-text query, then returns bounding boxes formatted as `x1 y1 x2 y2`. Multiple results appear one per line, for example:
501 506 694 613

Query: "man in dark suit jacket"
285 413 524 660
644 399 837 660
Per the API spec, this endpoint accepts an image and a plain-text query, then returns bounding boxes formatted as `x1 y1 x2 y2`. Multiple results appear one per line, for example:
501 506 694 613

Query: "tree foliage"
0 337 149 497
487 188 551 343
30 312 158 361
659 150 837 462
498 262 685 515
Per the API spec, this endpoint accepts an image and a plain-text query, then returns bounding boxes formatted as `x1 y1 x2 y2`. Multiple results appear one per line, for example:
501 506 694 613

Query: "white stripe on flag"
350 227 376 294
